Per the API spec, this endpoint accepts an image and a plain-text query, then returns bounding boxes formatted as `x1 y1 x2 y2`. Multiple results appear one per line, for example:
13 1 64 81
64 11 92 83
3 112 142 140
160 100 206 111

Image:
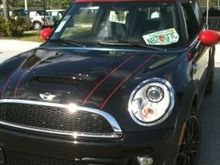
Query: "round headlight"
128 78 175 126
146 86 164 103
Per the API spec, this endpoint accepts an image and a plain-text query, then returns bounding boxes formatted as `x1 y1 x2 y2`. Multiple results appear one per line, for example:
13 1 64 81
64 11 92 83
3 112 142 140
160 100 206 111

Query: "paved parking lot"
198 51 220 165
0 40 40 63
0 40 220 164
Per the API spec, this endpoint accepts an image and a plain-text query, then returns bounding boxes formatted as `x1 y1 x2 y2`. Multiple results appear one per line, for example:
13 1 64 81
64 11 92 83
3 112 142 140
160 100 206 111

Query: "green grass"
12 31 42 43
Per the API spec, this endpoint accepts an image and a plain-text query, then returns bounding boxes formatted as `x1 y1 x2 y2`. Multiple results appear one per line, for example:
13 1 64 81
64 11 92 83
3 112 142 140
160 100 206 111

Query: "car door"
181 1 210 94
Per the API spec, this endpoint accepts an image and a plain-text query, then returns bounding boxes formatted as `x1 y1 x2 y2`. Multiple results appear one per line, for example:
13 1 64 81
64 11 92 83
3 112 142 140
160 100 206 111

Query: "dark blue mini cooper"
0 0 219 164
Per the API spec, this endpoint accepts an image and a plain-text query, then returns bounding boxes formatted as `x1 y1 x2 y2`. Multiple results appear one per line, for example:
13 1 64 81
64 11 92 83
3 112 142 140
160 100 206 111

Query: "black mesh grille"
0 103 113 134
5 149 128 165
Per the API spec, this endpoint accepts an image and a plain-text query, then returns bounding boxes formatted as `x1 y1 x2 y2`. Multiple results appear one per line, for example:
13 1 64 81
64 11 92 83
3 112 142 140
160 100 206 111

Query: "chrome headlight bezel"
128 78 175 126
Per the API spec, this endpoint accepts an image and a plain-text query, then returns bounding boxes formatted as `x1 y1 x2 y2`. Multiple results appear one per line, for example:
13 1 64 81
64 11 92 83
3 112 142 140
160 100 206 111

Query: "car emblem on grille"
39 93 56 101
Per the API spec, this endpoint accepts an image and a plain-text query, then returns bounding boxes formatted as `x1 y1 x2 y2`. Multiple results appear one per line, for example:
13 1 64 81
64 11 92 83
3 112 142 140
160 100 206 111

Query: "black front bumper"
0 126 177 165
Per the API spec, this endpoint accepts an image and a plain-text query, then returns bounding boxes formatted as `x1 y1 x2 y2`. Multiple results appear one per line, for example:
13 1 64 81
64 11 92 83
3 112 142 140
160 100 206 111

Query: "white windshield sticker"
109 11 128 24
55 15 70 33
142 28 179 45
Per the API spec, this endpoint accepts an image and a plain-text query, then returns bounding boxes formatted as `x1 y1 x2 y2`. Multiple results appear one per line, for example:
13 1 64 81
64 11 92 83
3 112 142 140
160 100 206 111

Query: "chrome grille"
0 99 122 139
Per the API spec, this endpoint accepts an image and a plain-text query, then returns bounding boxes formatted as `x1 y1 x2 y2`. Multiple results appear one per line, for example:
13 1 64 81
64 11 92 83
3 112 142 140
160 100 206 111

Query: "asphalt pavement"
198 50 220 165
0 39 41 63
0 39 220 164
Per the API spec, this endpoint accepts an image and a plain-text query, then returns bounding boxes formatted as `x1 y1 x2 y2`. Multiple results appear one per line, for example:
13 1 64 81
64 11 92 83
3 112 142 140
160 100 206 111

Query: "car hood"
0 47 178 110
0 47 182 131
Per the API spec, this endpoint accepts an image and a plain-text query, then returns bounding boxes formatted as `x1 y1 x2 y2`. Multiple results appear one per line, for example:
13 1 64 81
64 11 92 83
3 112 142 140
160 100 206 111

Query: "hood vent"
32 75 84 86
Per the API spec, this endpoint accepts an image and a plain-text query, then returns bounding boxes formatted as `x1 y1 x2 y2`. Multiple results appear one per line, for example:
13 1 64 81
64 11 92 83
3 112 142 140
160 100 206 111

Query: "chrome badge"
39 93 56 101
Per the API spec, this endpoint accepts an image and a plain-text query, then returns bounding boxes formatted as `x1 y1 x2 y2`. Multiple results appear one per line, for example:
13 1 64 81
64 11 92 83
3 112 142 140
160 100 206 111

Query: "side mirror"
40 27 53 41
198 30 220 46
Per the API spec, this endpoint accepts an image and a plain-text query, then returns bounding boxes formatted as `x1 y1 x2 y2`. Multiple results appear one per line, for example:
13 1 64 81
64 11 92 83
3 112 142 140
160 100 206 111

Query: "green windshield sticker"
142 28 179 45
109 11 128 24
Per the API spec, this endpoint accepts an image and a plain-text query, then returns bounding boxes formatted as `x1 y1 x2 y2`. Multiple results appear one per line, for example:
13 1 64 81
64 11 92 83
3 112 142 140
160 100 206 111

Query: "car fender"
168 80 199 157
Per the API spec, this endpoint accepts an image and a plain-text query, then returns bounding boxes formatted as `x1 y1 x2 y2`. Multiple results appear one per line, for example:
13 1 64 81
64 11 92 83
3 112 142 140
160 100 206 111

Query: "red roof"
75 0 175 3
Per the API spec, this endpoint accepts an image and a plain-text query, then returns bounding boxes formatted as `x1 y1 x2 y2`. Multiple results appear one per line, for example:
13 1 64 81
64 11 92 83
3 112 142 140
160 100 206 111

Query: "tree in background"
9 0 24 7
10 0 45 8
46 0 71 9
2 0 9 20
199 0 219 6
52 0 71 9
1 0 219 10
8 0 71 9
0 0 220 9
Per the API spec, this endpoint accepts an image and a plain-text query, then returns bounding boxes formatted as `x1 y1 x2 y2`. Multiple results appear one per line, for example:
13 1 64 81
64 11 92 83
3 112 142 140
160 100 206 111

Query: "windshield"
37 11 48 16
13 10 28 16
51 2 181 49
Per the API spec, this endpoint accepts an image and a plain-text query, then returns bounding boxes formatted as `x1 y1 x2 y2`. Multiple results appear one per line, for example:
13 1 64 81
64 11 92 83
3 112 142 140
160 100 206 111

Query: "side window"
181 2 201 41
191 1 203 28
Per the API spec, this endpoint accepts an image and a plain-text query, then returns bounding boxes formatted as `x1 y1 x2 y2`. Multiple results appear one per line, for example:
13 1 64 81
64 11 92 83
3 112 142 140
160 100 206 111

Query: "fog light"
137 155 153 165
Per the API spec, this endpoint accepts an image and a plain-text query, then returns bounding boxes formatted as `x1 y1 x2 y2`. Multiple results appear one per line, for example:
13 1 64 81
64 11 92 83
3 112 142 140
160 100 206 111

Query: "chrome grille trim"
0 99 122 139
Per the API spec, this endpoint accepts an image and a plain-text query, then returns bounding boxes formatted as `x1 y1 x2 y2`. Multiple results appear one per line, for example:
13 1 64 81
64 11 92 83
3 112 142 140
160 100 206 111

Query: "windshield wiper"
97 40 166 51
50 39 85 47
127 41 166 51
98 41 131 46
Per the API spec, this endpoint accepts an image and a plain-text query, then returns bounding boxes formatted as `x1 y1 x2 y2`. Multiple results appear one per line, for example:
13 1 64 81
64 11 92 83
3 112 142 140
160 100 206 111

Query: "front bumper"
0 126 177 165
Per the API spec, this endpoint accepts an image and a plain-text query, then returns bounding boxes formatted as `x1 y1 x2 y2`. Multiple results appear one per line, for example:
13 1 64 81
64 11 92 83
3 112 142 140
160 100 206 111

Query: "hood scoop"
35 75 78 85
30 73 90 86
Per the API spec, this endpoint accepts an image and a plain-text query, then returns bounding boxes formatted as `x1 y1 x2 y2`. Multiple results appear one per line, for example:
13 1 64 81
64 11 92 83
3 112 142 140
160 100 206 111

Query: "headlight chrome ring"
128 78 175 126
